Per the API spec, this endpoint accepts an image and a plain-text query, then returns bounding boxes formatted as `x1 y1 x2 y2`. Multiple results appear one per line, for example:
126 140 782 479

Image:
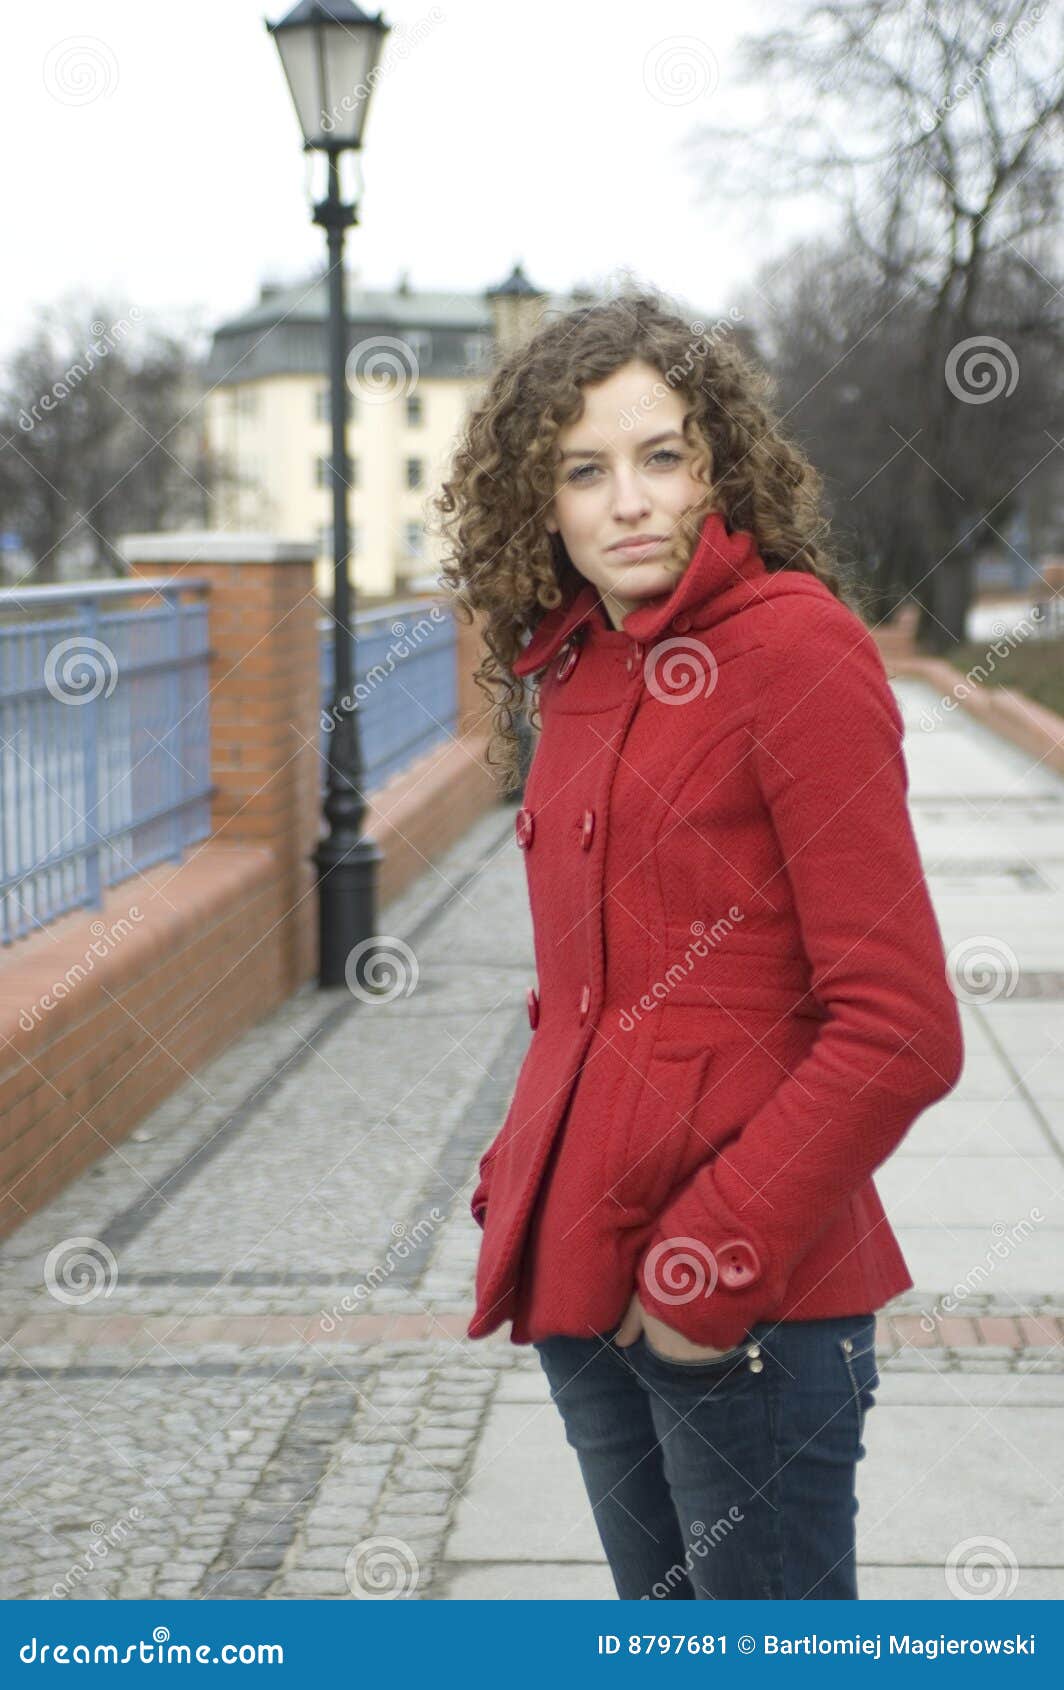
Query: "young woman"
433 291 964 1601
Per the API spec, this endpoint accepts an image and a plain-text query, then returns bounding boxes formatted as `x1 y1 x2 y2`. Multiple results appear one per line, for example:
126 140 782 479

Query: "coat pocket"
609 1039 713 1218
470 1142 500 1229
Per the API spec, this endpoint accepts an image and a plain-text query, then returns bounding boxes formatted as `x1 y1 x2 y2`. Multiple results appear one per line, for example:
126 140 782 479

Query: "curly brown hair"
429 286 865 793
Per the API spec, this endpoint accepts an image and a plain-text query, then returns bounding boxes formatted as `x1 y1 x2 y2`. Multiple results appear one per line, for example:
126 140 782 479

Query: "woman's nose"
610 467 652 520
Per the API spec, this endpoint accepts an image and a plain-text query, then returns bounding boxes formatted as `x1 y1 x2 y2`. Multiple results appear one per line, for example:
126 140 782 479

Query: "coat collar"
512 509 765 677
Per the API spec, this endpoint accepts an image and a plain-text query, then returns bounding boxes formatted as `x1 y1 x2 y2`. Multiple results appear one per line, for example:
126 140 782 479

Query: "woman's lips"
608 539 668 558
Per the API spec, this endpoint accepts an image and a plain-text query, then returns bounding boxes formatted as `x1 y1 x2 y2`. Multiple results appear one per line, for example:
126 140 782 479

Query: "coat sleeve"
635 604 965 1349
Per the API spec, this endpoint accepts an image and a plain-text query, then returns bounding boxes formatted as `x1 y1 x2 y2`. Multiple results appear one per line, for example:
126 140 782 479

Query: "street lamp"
266 0 390 988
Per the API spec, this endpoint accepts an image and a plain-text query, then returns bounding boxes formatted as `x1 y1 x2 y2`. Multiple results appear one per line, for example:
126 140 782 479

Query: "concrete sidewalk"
1 675 1062 1600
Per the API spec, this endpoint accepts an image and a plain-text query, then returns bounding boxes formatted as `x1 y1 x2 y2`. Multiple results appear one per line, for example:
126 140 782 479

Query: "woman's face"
545 358 714 629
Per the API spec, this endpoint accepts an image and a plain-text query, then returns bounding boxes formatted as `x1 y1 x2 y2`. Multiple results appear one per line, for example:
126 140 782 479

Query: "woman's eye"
565 449 681 484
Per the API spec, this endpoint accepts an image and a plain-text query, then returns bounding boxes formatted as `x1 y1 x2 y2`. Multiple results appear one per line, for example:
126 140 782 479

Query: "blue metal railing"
319 599 458 793
0 579 212 946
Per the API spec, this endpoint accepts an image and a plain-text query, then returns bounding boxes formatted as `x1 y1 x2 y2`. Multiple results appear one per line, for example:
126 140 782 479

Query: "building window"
314 386 355 423
315 454 356 488
405 393 423 427
403 522 424 559
464 334 488 371
404 329 431 369
405 457 423 490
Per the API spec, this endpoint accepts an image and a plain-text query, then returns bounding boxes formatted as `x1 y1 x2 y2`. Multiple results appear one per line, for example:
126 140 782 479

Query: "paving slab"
894 1100 1054 1158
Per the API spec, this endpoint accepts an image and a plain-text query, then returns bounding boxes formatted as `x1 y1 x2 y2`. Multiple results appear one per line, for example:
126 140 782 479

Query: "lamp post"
266 0 390 988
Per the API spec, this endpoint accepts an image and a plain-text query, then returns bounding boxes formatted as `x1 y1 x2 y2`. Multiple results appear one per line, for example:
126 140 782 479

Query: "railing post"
78 596 102 911
162 586 184 864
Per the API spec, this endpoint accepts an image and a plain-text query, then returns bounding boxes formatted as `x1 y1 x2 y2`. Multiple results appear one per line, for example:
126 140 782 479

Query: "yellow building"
202 263 584 602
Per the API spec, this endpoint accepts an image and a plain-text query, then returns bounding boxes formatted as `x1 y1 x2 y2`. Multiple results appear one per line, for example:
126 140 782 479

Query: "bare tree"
690 0 1064 648
0 295 232 582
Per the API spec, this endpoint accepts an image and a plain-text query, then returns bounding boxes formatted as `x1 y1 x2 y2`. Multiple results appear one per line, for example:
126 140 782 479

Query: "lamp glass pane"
276 21 382 146
320 28 381 144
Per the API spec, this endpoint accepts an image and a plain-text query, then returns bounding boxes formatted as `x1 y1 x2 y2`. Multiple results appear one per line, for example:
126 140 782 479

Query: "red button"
671 611 692 632
579 983 591 1022
515 806 535 849
556 642 580 681
580 808 595 850
527 986 540 1028
626 639 646 675
716 1238 762 1288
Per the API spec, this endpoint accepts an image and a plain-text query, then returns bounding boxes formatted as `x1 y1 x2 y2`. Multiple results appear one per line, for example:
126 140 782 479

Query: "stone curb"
3 1310 1063 1355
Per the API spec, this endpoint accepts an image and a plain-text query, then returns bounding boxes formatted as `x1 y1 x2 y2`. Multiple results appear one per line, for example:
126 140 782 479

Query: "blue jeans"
533 1313 878 1600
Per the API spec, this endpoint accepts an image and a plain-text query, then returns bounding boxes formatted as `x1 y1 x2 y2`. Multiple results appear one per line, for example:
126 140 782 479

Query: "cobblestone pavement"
2 679 1064 1600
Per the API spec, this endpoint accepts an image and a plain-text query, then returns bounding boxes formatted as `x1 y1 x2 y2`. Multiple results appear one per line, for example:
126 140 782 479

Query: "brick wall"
0 536 498 1238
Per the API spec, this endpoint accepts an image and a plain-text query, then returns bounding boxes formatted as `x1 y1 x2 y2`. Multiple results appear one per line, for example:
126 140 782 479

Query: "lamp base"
314 833 383 988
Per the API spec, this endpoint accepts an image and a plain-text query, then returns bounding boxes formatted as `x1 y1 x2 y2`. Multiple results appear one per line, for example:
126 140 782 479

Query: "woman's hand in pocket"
613 1290 736 1362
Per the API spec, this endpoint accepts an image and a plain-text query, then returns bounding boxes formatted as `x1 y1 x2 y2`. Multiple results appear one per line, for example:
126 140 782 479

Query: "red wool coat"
467 510 964 1350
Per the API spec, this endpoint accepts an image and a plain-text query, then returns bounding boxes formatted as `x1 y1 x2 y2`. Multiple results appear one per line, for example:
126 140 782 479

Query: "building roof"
202 266 732 387
202 272 508 386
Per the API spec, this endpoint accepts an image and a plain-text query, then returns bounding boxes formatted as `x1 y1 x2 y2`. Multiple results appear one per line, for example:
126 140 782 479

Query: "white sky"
0 0 833 361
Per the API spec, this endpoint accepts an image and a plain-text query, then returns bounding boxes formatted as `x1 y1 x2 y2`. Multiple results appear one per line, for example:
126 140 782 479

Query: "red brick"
976 1316 1022 1347
891 1315 939 1348
1018 1316 1061 1349
935 1317 980 1348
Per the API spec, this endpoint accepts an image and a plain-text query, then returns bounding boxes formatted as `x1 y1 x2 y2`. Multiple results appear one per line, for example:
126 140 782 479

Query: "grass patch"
944 636 1064 719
